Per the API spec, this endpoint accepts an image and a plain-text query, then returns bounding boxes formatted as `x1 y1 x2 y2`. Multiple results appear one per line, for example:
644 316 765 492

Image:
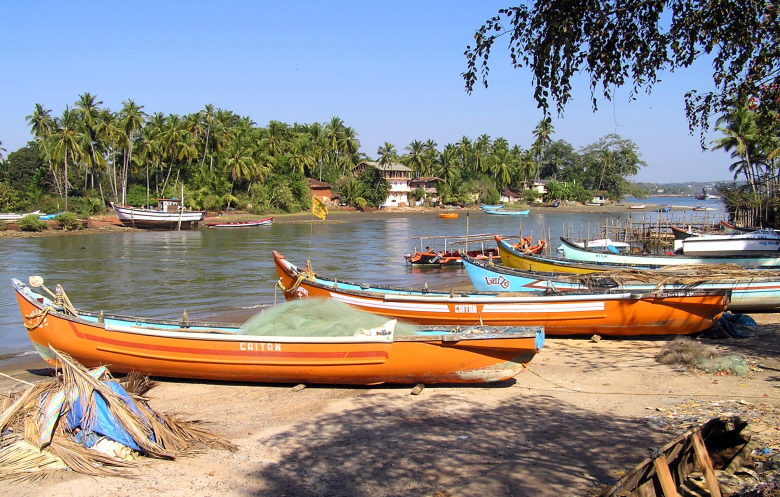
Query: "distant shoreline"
0 202 721 239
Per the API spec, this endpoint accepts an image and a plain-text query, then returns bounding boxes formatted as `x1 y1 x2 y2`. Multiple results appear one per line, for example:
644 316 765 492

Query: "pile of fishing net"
0 348 235 481
656 337 749 376
239 298 419 337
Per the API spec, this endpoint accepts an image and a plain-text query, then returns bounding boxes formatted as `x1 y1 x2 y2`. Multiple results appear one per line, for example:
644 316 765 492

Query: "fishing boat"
496 235 655 274
555 238 630 254
205 217 273 228
719 220 767 234
670 225 698 240
404 234 501 267
601 416 749 497
482 208 530 215
110 199 206 230
0 210 41 221
678 229 780 256
273 251 728 336
462 255 780 311
12 277 543 385
692 205 713 211
438 211 458 219
480 204 504 210
38 211 66 220
628 203 646 209
559 236 780 268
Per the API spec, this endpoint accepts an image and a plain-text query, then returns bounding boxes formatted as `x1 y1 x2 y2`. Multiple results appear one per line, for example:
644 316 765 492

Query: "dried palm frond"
51 349 173 459
120 371 157 397
150 412 237 454
46 437 134 478
0 434 67 481
0 383 50 433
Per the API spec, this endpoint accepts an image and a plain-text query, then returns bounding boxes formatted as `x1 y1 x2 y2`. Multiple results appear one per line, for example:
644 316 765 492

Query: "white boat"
110 199 206 230
678 230 780 256
0 210 41 221
628 204 646 209
556 238 630 254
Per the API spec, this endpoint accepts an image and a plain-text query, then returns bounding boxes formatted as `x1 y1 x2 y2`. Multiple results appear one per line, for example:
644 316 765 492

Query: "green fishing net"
239 298 418 337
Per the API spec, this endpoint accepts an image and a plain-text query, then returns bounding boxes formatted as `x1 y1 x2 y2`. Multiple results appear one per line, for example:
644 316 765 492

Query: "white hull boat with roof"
677 230 780 256
110 199 206 230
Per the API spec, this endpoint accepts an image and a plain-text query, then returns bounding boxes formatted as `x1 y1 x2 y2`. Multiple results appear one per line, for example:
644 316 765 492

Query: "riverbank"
0 202 707 239
3 311 779 496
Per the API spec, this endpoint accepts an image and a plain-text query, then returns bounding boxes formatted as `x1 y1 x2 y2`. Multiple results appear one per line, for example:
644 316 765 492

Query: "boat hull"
13 280 541 385
463 256 780 312
483 209 529 215
111 203 206 229
559 236 780 268
680 233 780 255
497 236 632 274
205 217 273 228
273 252 727 336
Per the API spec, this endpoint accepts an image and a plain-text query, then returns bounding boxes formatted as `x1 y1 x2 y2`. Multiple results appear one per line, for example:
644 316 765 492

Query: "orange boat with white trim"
439 211 458 219
12 278 543 385
273 251 729 336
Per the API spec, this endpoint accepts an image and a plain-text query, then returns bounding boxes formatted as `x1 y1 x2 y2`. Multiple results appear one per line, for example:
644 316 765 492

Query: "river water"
0 197 727 368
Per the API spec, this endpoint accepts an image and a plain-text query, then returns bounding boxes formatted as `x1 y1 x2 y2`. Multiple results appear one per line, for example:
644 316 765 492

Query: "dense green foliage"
17 214 47 232
0 93 654 215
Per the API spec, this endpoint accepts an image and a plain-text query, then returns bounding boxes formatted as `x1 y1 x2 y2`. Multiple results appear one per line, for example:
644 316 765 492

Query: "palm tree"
712 106 760 192
26 104 61 196
377 142 398 169
50 108 85 210
118 100 146 203
404 140 426 177
75 92 105 192
532 118 554 180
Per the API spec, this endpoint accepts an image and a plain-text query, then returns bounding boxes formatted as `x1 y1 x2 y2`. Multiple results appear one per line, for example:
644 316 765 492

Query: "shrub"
56 212 84 230
0 220 6 231
17 214 47 232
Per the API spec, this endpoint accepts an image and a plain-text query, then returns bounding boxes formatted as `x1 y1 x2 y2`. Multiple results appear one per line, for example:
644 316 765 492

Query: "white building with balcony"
354 161 413 208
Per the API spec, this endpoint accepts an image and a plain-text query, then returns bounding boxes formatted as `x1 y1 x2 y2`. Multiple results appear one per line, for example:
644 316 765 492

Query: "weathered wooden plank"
692 430 723 497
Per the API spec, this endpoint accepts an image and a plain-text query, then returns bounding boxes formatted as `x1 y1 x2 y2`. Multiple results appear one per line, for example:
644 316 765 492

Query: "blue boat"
39 211 66 220
480 204 504 210
482 208 530 216
462 255 780 311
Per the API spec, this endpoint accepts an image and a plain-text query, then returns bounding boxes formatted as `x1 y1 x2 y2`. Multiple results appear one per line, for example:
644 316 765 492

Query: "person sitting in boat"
431 251 444 263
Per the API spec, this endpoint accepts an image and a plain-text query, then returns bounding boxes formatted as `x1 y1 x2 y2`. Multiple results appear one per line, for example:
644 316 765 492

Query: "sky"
0 1 736 183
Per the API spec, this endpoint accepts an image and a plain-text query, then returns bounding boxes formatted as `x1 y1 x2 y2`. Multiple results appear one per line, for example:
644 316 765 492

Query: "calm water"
0 199 726 367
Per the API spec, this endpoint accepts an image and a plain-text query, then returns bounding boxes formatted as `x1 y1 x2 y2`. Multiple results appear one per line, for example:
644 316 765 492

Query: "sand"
2 313 779 497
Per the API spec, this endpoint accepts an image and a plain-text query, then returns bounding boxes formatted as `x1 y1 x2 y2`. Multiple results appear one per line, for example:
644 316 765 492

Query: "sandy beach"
2 311 779 496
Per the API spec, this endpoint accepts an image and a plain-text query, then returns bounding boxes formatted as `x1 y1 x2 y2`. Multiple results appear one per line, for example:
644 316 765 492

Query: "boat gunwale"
12 279 541 344
560 236 780 261
273 252 729 303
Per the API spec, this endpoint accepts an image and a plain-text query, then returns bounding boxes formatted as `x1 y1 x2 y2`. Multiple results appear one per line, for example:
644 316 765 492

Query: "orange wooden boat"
439 211 458 219
273 251 729 336
12 278 543 385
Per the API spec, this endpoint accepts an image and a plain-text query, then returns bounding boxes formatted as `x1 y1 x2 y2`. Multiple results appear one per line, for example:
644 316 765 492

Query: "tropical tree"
463 1 780 140
26 104 61 197
531 118 554 179
118 100 146 203
50 108 85 210
712 105 761 192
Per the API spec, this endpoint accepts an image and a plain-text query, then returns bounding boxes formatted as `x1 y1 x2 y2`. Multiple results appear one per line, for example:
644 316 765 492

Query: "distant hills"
635 181 735 196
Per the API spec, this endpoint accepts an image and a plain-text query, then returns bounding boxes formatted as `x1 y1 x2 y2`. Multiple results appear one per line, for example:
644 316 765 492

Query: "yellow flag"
311 196 328 220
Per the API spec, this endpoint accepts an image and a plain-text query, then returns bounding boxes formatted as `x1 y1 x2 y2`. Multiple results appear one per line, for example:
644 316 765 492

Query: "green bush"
17 214 47 232
0 220 7 231
56 212 84 230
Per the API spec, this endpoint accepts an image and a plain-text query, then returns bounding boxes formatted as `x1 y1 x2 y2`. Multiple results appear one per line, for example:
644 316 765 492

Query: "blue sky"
0 1 735 183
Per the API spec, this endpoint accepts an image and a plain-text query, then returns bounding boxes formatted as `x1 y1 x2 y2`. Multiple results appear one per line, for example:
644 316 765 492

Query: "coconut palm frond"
47 437 134 477
151 412 237 454
0 434 67 481
50 349 173 459
120 371 158 397
0 383 51 433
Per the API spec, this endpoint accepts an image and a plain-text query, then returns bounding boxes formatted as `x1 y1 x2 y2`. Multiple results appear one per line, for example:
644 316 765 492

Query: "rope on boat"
24 307 55 330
